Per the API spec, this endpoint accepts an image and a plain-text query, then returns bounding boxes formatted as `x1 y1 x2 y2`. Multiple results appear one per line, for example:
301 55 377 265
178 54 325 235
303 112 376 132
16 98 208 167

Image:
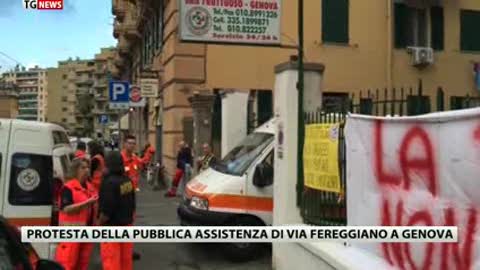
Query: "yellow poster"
303 123 341 193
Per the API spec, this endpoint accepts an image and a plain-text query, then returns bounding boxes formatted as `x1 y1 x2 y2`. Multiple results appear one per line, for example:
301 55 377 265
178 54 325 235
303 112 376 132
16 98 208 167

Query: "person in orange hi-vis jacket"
87 141 105 224
120 135 154 261
98 151 136 270
120 135 154 193
87 141 106 193
55 158 98 270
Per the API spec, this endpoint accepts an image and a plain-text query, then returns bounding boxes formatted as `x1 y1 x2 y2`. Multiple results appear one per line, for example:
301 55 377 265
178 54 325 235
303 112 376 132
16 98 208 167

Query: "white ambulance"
0 119 74 259
178 118 275 261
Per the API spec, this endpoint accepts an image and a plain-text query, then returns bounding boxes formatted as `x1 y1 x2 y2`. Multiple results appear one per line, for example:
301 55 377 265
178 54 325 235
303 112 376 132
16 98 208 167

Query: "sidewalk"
89 178 271 270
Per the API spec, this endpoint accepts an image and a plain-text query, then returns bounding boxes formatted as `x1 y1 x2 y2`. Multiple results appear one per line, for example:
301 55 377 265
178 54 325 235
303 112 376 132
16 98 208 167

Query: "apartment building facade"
47 50 120 138
92 47 118 139
0 82 19 119
47 58 95 136
2 66 48 122
111 0 480 174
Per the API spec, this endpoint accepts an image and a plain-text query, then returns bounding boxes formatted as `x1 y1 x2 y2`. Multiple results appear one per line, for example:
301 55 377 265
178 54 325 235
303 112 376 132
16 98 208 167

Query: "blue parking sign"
109 81 130 109
99 115 109 124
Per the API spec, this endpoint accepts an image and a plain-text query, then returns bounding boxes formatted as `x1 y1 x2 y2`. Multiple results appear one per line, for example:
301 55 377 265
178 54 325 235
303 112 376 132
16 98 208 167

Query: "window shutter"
394 3 407 48
322 0 349 43
430 6 444 51
461 10 480 51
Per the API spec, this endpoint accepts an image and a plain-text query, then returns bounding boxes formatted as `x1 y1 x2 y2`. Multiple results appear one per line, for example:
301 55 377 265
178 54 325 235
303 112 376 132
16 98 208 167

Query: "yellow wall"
392 0 480 107
204 0 480 101
157 0 480 174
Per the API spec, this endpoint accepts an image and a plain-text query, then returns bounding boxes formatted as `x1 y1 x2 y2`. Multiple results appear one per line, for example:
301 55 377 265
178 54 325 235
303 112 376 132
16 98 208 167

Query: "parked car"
0 216 64 270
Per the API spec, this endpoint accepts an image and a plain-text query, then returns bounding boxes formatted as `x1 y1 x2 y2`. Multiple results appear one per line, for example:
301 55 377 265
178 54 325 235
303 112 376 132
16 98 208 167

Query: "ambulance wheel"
223 216 267 262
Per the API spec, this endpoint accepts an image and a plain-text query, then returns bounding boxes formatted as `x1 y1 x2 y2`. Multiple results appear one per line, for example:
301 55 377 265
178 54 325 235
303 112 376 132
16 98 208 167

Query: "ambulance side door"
245 144 274 225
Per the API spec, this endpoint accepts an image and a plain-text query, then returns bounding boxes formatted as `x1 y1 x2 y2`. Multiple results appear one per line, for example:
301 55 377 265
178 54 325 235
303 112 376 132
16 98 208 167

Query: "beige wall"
46 68 63 124
0 96 18 118
159 0 199 171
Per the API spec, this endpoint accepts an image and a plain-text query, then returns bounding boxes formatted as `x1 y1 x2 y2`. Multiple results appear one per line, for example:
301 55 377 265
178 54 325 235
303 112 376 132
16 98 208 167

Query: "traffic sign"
109 81 130 109
99 115 109 125
129 85 146 107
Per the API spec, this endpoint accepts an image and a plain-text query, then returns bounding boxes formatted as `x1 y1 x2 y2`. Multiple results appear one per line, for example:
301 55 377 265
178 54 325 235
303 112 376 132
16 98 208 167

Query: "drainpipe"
387 0 393 91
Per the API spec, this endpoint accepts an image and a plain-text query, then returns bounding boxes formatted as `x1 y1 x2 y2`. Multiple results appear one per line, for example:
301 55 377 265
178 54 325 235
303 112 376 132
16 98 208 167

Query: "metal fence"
300 84 480 226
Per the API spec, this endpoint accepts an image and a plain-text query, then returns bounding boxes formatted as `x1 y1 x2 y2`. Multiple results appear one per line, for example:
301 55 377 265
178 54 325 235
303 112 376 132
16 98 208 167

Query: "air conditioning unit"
408 47 434 67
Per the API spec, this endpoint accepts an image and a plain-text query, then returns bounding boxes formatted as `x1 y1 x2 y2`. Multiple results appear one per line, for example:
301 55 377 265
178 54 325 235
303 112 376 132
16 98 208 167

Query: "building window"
156 1 164 50
394 3 444 50
460 10 480 52
322 0 349 44
142 33 147 67
63 74 67 80
61 97 67 102
153 8 158 53
62 118 67 122
62 108 68 112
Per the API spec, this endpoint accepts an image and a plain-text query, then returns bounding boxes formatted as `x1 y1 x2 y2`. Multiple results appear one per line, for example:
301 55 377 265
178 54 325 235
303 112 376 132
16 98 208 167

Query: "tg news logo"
23 0 63 10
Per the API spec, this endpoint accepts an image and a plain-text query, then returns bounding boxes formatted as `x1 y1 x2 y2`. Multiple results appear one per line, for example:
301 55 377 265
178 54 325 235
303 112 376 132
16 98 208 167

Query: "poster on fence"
303 123 341 193
345 108 480 269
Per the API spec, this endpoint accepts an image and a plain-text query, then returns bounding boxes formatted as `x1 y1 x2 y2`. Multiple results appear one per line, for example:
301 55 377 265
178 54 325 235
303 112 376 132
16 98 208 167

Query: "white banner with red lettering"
345 108 480 270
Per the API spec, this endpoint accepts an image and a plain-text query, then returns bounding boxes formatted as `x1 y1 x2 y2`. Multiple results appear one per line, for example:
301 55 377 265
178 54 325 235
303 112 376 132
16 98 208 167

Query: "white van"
0 119 74 259
178 118 275 261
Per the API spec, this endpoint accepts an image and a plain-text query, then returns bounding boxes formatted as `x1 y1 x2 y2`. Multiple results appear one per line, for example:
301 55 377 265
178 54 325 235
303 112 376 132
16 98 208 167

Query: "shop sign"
179 0 281 45
140 78 158 98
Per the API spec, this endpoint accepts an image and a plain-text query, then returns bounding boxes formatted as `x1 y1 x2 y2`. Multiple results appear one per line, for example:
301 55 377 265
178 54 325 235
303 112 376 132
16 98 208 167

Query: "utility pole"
296 0 305 206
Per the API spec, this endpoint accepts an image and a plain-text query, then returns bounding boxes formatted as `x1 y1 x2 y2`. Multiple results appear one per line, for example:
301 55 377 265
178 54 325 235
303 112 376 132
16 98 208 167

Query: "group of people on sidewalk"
165 141 217 197
56 135 216 269
55 135 154 270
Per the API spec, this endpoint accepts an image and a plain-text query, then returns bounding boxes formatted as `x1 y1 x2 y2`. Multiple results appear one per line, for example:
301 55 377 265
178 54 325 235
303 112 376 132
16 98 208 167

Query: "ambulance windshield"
213 132 274 176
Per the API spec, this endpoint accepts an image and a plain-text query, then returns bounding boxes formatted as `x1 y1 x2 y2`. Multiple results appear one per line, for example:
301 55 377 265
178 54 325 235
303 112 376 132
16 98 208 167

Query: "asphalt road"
89 178 272 270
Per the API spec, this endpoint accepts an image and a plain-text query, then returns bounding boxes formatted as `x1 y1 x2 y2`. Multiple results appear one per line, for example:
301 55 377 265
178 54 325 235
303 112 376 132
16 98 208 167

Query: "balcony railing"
114 55 126 69
19 92 37 97
124 12 141 41
18 99 37 104
118 35 130 55
75 79 94 86
113 19 124 39
17 115 38 120
94 80 108 88
112 0 126 21
95 94 108 101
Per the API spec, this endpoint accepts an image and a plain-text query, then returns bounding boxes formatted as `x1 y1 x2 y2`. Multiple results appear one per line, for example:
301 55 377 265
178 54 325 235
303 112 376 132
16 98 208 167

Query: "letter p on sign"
113 84 126 100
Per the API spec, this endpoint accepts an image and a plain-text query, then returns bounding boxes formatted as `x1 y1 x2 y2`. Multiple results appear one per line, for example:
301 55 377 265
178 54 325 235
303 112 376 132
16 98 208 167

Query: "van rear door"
3 123 53 226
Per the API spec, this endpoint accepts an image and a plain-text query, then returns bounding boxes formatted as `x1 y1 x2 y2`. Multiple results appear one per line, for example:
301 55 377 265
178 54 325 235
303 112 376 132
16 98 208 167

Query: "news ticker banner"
22 226 457 243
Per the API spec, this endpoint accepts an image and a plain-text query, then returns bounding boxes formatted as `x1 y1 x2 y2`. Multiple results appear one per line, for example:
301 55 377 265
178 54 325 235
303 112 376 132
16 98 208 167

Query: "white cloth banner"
345 108 480 270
